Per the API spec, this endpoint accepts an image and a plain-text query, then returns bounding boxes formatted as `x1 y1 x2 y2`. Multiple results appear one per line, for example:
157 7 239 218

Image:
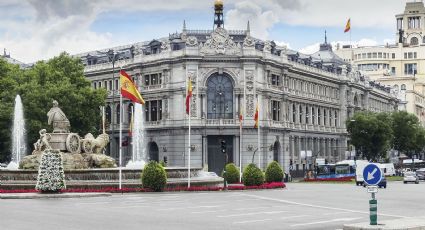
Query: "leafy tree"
0 53 106 162
346 112 393 161
391 111 422 158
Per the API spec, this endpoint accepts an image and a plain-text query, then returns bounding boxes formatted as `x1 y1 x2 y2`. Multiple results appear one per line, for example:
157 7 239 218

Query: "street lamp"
106 49 125 158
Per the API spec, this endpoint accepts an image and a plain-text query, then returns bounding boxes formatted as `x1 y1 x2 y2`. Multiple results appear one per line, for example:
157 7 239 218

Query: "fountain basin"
0 167 223 190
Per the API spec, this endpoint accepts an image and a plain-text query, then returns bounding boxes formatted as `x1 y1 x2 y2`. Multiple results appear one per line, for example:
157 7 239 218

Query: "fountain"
126 103 147 169
7 95 26 169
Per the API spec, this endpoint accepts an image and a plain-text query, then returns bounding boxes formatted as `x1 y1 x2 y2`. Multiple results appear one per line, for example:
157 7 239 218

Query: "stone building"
77 0 398 176
335 1 425 126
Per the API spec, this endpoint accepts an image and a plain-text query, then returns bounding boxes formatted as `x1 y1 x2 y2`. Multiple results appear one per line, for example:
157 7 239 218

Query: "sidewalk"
0 192 111 199
343 217 425 230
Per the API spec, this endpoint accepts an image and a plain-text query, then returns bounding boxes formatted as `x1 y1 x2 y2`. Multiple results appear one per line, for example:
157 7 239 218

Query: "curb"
0 192 112 199
343 217 425 230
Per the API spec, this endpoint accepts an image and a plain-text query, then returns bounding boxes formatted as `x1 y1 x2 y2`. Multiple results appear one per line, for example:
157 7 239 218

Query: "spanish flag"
120 70 145 105
185 78 192 115
344 18 351 33
254 103 259 128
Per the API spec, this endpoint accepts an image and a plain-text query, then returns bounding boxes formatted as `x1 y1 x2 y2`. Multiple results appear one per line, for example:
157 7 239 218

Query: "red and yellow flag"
344 18 351 33
254 103 259 128
185 79 193 115
120 70 145 105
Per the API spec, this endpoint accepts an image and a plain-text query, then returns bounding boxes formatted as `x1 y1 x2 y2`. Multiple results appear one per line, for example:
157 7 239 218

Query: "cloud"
225 1 279 40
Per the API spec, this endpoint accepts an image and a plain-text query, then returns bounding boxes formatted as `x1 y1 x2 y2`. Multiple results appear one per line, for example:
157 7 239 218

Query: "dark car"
363 177 387 189
416 168 425 180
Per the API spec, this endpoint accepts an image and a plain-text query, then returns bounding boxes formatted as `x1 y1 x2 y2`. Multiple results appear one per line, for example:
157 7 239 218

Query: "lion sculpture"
81 133 109 154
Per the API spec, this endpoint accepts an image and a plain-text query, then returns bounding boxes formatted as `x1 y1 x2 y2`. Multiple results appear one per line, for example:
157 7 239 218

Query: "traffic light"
220 140 226 154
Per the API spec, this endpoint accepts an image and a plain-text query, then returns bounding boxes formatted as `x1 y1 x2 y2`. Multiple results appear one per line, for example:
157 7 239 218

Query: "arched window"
401 84 406 90
105 105 112 123
128 103 134 124
207 73 233 119
116 104 120 123
411 37 419 46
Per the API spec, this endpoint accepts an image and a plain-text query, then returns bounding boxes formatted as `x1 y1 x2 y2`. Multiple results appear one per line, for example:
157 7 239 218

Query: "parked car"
403 171 419 184
416 168 425 180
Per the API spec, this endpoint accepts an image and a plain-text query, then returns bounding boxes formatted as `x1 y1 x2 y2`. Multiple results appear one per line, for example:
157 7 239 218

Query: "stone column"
339 83 348 129
283 134 290 174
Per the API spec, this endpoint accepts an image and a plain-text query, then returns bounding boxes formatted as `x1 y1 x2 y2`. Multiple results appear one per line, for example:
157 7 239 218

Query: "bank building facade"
77 1 398 176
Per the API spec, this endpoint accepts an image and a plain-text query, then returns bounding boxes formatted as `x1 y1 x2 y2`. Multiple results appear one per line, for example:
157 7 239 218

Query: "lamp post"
106 49 125 158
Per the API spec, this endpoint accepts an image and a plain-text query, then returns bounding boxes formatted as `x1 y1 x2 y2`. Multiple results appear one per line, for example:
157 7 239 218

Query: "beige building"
335 1 425 125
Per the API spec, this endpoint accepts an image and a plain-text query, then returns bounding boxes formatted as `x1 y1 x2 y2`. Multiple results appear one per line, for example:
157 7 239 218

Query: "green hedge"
141 161 167 192
265 161 284 183
242 163 264 186
222 163 240 184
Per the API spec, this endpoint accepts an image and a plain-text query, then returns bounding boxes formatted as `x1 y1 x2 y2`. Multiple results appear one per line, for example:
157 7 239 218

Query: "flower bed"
304 177 353 182
0 182 285 194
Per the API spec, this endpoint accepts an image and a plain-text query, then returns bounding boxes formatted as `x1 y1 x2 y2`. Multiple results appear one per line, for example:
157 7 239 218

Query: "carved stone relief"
186 36 198 47
160 40 171 51
243 35 255 48
200 27 241 55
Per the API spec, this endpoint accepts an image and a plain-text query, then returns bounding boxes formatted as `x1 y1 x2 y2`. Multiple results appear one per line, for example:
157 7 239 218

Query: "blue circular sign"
363 163 383 186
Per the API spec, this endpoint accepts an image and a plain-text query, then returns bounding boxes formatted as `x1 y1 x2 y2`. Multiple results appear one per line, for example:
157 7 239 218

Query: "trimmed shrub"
222 163 240 184
242 163 264 186
265 161 284 183
141 161 167 192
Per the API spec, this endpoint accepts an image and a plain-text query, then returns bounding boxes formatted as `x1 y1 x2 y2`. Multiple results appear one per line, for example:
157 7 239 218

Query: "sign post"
363 163 383 226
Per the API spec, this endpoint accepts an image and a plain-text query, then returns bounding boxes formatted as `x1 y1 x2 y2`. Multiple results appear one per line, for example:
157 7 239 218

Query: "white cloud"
225 1 279 40
299 43 320 54
0 0 411 63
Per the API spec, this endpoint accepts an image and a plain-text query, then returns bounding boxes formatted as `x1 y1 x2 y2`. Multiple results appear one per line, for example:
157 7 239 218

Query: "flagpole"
188 76 191 188
119 69 123 190
257 96 261 168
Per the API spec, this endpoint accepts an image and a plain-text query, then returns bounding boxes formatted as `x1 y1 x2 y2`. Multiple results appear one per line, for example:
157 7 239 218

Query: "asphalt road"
1 181 425 230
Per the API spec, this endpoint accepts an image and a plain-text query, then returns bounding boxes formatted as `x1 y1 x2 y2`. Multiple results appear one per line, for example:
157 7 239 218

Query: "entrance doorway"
207 136 233 175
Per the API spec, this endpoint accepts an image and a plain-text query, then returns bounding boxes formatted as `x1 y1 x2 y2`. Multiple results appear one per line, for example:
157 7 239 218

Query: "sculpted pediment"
200 27 241 55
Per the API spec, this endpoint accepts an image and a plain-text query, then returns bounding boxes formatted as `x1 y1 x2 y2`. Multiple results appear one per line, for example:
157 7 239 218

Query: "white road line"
217 210 288 218
290 217 363 227
280 215 309 220
322 211 351 216
240 194 407 218
233 219 272 224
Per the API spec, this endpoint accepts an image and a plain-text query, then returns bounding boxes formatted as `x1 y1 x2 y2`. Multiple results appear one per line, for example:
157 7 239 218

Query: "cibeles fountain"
0 99 222 190
20 100 116 169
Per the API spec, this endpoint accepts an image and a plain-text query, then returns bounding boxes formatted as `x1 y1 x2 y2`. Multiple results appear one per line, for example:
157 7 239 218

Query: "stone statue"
33 129 52 152
81 133 110 154
47 100 70 133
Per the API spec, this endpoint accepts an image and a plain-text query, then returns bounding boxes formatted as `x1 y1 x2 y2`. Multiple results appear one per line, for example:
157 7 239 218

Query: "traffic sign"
363 163 383 186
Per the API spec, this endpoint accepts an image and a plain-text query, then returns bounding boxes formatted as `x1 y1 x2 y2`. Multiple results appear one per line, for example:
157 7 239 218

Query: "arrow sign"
363 163 383 186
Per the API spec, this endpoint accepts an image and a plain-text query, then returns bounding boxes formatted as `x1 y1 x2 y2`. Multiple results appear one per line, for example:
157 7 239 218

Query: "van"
354 160 370 186
381 163 396 176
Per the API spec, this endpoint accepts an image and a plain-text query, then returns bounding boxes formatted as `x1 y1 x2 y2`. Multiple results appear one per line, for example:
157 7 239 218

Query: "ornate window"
410 37 419 46
145 100 162 122
207 73 233 119
271 100 280 121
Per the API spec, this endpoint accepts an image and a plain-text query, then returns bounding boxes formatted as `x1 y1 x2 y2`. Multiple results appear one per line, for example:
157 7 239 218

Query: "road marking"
322 211 351 216
233 219 272 224
217 210 288 218
280 215 309 220
290 217 363 227
240 194 407 218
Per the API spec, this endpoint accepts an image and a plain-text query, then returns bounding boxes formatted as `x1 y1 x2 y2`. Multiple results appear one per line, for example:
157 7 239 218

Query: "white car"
403 172 419 184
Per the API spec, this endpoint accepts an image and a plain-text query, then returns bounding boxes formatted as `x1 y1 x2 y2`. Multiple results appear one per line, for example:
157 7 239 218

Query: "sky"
0 0 412 63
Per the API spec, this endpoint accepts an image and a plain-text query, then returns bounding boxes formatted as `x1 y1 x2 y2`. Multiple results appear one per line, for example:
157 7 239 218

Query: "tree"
0 53 106 162
391 111 422 159
346 112 393 161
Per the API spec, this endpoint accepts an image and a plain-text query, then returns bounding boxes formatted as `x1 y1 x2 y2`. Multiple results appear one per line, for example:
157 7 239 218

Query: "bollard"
369 199 377 225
